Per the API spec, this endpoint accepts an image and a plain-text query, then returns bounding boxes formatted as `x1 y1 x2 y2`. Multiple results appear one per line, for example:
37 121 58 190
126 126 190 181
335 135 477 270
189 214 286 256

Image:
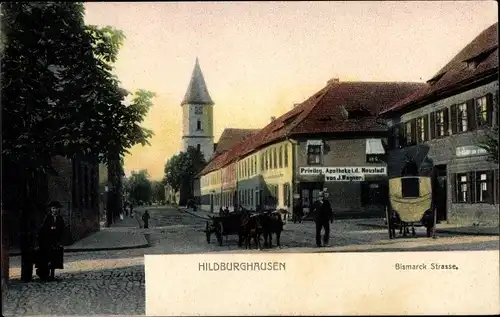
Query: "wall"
47 156 101 245
200 170 222 212
294 136 387 214
182 103 214 161
386 81 499 225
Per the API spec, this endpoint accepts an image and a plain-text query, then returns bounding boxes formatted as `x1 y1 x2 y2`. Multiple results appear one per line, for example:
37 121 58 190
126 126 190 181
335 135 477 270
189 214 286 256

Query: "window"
456 103 468 133
307 145 321 165
260 154 264 171
265 151 269 170
430 109 448 139
284 145 289 167
435 110 445 137
254 158 257 175
475 96 488 127
268 151 272 169
273 148 277 169
196 120 202 130
312 189 321 203
475 171 490 203
456 173 469 203
278 146 283 168
404 121 413 146
196 144 201 152
416 116 427 143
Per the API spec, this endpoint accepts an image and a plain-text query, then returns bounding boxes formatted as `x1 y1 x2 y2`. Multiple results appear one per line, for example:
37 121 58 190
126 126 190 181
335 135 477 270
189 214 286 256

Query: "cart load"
386 176 436 239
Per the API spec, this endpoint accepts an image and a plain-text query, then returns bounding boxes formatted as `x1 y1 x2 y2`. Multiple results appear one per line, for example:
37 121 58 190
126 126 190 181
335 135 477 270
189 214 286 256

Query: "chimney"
270 116 276 122
327 78 340 85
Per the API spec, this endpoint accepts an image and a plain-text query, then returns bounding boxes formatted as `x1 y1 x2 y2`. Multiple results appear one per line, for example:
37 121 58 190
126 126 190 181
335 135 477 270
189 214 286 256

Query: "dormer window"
340 105 370 120
197 120 202 130
427 72 445 85
463 46 497 71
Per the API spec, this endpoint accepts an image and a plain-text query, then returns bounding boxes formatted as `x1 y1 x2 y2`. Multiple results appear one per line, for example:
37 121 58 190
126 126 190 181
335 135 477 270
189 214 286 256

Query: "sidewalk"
9 215 149 256
356 218 500 236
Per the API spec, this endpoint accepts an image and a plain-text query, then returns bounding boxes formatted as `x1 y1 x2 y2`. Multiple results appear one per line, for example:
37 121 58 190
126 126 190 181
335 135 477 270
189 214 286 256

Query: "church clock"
194 105 203 115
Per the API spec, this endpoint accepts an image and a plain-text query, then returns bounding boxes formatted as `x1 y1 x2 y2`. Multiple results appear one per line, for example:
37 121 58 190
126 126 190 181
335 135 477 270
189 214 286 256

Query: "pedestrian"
129 203 134 218
36 201 65 281
313 192 333 247
142 210 150 229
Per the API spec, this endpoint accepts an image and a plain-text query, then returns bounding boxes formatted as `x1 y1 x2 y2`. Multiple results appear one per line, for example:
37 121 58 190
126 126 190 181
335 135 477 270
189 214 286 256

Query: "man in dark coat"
36 201 65 281
313 192 333 247
142 210 150 229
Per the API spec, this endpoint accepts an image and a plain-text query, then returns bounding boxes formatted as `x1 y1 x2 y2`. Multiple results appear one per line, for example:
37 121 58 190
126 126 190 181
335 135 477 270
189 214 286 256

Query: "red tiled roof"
198 128 259 176
199 80 424 176
381 22 499 116
213 128 259 156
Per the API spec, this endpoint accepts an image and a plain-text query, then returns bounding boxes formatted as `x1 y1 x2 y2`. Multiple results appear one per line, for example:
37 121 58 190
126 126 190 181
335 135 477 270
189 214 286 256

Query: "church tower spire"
181 58 214 162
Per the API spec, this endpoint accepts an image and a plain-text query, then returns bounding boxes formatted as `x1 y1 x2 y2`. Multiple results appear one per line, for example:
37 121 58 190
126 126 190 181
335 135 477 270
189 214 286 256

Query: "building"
181 57 215 162
4 156 103 247
199 128 259 212
380 22 499 226
199 78 425 216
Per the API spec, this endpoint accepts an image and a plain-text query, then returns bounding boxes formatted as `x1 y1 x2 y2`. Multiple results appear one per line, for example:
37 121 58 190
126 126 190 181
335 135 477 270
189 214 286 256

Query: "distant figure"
312 193 333 247
36 201 65 281
129 203 134 218
219 206 224 215
293 200 303 223
224 206 230 216
142 210 150 229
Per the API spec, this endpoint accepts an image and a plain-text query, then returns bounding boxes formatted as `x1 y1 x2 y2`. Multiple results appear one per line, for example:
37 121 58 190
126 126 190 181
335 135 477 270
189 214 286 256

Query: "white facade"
182 103 214 162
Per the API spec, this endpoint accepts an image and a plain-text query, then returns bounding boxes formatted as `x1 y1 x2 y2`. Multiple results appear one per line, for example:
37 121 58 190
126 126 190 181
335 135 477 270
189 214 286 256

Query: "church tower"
181 58 215 162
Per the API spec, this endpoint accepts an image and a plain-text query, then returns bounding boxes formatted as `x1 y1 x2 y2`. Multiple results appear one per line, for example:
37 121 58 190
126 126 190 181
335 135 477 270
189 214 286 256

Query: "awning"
366 138 385 155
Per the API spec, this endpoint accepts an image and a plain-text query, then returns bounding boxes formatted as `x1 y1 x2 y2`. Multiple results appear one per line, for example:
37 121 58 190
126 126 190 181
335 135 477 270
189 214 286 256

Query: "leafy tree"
1 2 155 278
1 2 154 219
128 170 153 204
478 126 499 164
163 146 206 205
152 181 166 203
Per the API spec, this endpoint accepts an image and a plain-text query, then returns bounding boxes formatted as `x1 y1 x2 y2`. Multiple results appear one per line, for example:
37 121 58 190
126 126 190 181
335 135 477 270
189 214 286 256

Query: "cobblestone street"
4 206 499 316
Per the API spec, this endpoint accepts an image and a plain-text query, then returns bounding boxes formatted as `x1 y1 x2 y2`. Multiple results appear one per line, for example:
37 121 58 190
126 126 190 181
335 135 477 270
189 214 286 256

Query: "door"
435 165 447 222
210 194 214 213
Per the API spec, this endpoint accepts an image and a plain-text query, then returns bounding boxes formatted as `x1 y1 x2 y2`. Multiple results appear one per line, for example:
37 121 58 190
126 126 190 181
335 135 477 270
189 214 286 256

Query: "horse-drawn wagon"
204 212 244 246
386 176 437 239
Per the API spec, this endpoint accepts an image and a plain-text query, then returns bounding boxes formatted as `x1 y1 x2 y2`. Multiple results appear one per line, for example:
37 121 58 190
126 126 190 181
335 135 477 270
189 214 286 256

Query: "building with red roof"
381 22 499 226
199 77 424 216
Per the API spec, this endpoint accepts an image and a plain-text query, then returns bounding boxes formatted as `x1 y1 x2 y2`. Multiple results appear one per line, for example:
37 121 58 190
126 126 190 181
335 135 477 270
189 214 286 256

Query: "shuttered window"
451 103 468 134
278 146 283 168
475 95 489 127
475 170 494 204
455 173 469 203
432 109 448 137
404 121 412 146
416 116 428 143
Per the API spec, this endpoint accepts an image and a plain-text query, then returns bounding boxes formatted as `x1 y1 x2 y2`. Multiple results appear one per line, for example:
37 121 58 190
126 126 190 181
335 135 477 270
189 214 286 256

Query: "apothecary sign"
299 166 386 182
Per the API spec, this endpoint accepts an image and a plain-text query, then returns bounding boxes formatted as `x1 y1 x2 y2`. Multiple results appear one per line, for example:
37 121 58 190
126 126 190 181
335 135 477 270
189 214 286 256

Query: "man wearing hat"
36 201 65 281
313 192 333 247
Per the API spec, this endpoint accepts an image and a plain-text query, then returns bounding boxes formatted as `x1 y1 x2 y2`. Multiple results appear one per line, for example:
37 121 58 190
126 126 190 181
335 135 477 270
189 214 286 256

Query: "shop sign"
455 146 488 157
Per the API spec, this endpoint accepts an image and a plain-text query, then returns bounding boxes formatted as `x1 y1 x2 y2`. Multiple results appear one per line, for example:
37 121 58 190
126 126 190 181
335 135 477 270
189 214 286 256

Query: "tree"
163 146 206 205
128 170 153 204
152 181 166 203
478 126 499 164
1 3 154 279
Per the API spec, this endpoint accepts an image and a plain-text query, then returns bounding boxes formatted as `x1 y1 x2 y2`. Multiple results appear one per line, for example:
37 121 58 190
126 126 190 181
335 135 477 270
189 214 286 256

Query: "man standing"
36 201 65 281
313 192 333 247
142 210 150 229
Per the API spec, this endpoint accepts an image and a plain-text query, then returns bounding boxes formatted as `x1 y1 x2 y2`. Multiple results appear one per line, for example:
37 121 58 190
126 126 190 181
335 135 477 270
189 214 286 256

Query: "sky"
83 1 497 181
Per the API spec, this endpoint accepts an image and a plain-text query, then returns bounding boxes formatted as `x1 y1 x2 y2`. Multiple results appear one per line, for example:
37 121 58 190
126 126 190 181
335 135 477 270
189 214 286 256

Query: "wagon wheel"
215 222 223 246
205 221 211 244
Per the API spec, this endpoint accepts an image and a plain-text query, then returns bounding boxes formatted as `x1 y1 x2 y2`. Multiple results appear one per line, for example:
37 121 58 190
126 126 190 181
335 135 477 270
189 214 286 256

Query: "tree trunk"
106 151 122 225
